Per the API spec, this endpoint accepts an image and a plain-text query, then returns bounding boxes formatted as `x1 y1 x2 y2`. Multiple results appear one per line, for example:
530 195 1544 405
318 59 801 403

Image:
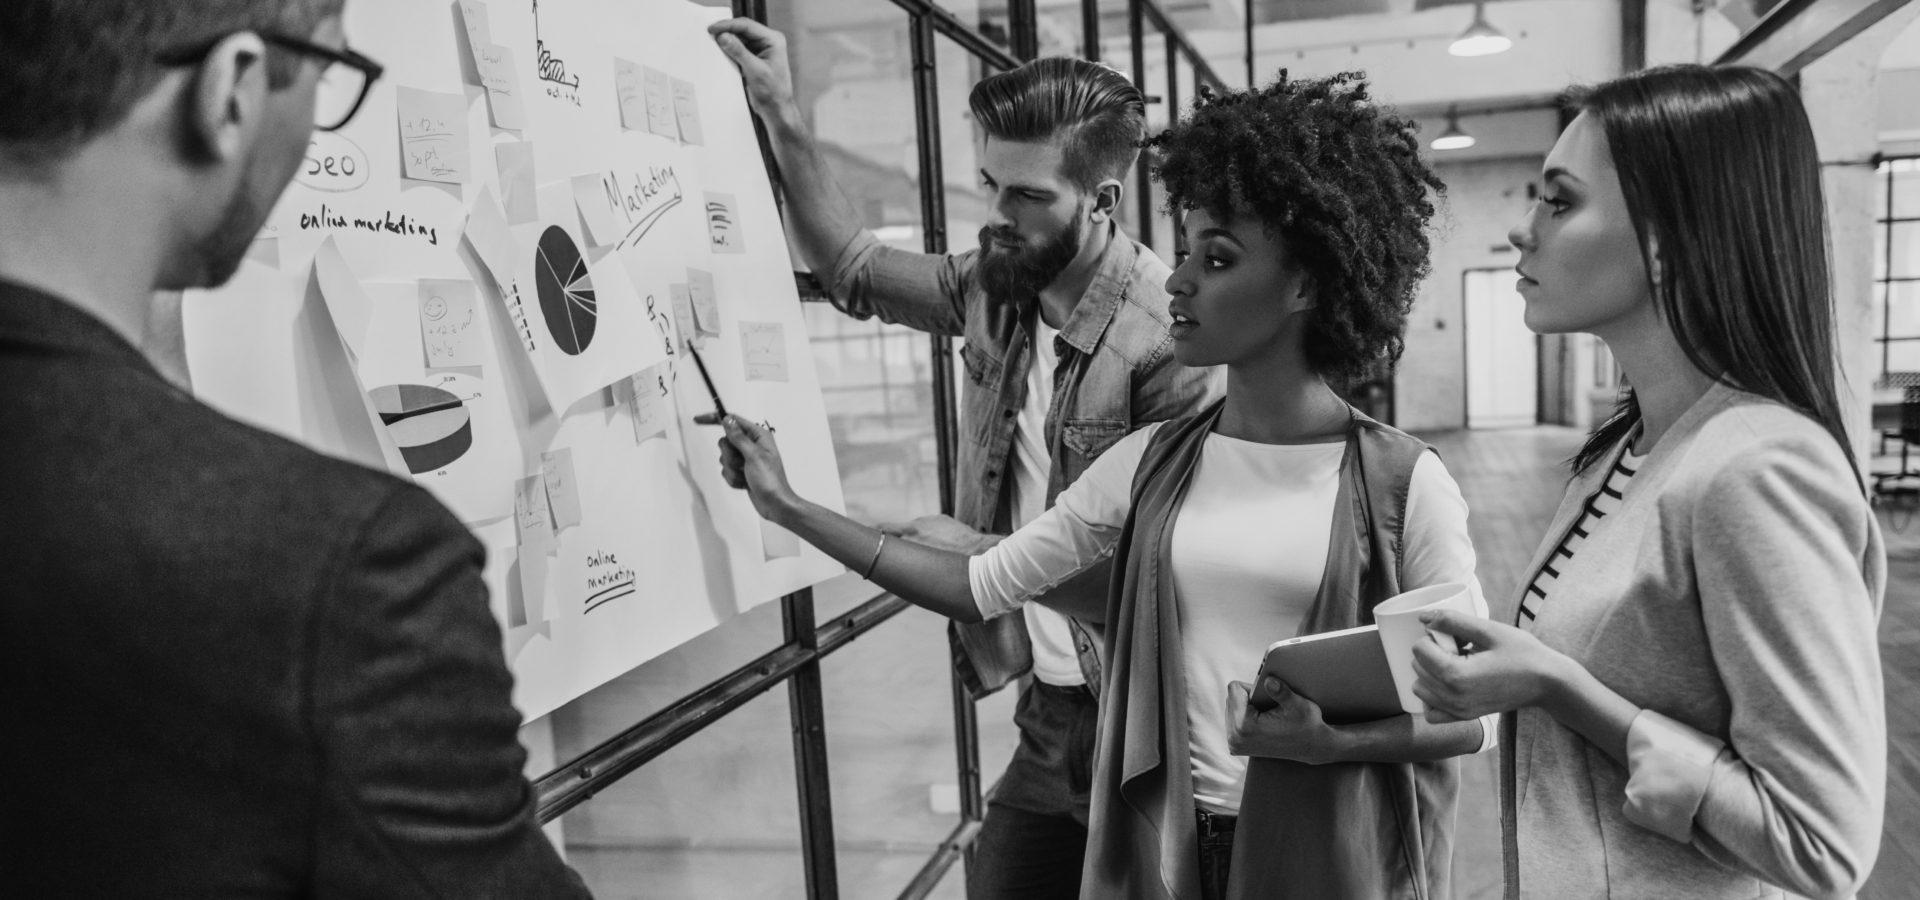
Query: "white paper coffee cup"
1373 582 1477 715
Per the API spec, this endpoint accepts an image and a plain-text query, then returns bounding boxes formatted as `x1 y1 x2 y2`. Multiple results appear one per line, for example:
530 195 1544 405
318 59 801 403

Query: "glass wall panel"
774 1 943 619
820 608 969 900
562 687 806 899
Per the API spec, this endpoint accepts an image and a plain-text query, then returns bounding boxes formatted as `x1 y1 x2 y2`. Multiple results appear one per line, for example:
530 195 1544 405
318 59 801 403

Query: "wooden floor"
1425 426 1920 900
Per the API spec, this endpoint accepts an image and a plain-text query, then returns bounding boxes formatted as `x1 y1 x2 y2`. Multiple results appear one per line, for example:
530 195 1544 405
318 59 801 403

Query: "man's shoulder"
1089 240 1177 368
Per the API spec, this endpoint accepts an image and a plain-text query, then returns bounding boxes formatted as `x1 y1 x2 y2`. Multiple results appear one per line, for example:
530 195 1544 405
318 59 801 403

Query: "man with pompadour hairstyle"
709 19 1220 899
0 2 590 895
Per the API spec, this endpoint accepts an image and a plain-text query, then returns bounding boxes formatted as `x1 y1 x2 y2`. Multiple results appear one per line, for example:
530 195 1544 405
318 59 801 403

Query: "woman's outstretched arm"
717 415 982 623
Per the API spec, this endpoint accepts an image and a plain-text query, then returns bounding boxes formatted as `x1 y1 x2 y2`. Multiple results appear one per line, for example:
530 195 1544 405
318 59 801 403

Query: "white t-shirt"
968 422 1493 814
1004 318 1084 686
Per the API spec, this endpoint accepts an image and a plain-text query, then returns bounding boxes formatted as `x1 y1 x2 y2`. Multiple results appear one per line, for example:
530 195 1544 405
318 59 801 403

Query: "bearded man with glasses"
0 2 591 896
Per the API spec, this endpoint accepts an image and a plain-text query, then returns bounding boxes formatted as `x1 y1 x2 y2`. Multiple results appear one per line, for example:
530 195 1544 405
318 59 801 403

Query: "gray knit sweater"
1500 382 1886 899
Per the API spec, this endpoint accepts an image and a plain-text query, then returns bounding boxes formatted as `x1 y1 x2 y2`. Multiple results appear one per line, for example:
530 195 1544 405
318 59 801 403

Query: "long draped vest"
1079 401 1458 899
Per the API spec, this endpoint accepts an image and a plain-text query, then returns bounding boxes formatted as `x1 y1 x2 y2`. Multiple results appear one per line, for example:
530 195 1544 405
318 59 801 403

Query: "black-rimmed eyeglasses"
157 33 384 132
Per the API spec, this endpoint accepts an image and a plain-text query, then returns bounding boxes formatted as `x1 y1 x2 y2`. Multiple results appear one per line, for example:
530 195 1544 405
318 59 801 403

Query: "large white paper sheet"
183 0 846 722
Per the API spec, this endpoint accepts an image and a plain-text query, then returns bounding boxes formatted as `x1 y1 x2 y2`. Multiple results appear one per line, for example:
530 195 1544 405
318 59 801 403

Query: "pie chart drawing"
371 383 472 474
535 226 598 356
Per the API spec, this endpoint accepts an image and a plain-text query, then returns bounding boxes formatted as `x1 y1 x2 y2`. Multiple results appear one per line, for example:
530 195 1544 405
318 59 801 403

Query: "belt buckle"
1196 807 1235 838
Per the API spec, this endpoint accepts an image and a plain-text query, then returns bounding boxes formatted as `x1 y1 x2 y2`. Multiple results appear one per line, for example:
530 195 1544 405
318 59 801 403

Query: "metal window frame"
1878 152 1920 378
530 2 1225 897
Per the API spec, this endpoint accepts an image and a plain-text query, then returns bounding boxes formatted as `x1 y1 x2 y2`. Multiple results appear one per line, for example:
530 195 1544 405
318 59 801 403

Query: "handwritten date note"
396 87 470 185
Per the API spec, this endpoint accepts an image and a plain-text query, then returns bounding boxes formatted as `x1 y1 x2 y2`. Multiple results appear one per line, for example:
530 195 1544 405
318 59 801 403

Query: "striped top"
1519 444 1645 626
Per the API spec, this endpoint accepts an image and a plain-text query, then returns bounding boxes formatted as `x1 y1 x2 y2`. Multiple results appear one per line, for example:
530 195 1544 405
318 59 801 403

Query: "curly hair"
1146 70 1441 381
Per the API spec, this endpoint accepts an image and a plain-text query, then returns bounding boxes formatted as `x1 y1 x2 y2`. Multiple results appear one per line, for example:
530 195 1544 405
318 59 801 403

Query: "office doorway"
1463 267 1539 429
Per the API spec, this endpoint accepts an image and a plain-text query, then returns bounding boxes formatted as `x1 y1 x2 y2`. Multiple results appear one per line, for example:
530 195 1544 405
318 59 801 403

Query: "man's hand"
707 18 798 124
876 514 1001 555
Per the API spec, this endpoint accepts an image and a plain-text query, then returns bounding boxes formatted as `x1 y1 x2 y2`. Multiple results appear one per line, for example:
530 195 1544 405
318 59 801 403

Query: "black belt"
1033 679 1094 699
1196 807 1237 838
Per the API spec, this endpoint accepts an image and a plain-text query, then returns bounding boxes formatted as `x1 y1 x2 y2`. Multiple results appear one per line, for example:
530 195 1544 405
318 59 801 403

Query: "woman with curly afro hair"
716 71 1491 899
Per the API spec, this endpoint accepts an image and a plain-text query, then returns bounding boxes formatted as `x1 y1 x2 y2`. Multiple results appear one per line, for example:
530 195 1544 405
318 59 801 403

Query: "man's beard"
976 215 1084 302
158 169 271 292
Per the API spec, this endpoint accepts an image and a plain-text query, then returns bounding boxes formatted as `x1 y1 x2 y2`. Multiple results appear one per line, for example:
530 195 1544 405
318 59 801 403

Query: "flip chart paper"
495 142 539 224
313 237 373 356
396 86 470 184
418 279 486 368
463 185 519 292
571 172 623 247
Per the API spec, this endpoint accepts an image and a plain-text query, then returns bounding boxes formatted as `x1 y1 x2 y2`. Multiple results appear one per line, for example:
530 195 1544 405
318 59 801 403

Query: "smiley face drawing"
424 295 449 321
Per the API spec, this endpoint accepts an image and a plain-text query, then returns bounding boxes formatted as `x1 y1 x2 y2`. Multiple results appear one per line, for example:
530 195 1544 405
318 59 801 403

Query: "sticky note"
671 77 704 145
740 321 789 382
541 448 584 530
614 58 647 131
687 267 720 337
495 142 538 224
643 66 677 138
457 0 493 58
704 192 744 253
418 279 484 369
463 185 519 292
515 473 554 544
476 44 526 131
668 282 698 349
625 362 672 443
396 86 470 184
571 172 621 247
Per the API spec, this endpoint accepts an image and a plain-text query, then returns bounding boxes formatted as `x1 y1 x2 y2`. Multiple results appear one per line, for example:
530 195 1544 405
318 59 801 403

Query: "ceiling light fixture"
1431 107 1476 151
1449 2 1512 57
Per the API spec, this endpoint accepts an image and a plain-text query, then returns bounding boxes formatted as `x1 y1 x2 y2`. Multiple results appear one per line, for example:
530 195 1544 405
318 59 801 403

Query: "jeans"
966 681 1098 900
1196 809 1236 900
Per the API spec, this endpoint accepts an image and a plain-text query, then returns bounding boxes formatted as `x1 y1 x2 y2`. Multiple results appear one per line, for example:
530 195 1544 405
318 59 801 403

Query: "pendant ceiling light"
1449 2 1512 57
1431 107 1476 151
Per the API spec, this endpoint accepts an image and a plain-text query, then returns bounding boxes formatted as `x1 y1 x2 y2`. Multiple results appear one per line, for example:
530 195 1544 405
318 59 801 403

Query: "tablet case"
1255 624 1403 724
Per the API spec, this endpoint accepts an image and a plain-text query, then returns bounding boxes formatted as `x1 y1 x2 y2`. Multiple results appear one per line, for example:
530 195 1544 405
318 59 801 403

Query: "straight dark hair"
0 0 343 172
1569 64 1857 478
968 57 1145 193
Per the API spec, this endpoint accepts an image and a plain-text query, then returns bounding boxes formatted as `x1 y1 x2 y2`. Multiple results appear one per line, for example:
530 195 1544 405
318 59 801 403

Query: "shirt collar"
1053 220 1137 356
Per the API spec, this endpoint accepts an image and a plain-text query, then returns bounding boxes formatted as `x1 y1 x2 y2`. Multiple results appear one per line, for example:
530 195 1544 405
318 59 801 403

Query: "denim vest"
824 225 1224 697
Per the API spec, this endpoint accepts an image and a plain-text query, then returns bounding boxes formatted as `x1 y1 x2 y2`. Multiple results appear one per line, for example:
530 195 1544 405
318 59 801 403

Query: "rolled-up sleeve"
968 424 1156 619
821 229 972 337
1683 435 1886 899
1623 709 1727 842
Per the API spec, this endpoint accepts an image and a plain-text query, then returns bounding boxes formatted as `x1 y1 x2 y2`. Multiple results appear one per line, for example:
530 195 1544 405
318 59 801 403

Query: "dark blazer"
0 281 591 898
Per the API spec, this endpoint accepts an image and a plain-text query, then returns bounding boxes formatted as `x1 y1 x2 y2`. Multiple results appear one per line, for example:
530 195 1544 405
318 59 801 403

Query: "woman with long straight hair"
716 72 1494 899
1413 64 1886 899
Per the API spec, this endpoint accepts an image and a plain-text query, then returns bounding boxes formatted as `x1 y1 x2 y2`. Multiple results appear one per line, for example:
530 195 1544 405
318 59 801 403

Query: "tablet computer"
1253 624 1403 724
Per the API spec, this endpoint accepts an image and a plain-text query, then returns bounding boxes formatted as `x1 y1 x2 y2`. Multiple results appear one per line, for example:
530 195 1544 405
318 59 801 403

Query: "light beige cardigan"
1501 382 1886 899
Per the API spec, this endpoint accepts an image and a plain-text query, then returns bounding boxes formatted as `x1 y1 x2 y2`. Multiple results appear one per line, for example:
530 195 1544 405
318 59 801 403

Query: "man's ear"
1088 178 1124 223
185 32 272 164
